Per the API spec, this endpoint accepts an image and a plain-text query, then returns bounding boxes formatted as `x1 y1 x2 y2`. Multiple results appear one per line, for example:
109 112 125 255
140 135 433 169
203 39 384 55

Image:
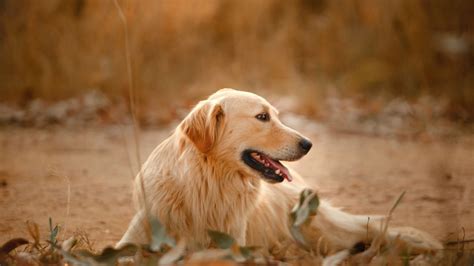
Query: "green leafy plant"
207 230 235 249
289 188 319 248
207 230 261 262
48 217 60 250
149 217 175 252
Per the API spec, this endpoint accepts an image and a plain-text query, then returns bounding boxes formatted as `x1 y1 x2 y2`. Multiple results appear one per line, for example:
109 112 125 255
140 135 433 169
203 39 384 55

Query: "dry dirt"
0 125 473 250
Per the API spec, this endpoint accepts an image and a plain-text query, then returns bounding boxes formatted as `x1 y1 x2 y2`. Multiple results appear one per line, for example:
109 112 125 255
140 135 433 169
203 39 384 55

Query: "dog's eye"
255 112 270 122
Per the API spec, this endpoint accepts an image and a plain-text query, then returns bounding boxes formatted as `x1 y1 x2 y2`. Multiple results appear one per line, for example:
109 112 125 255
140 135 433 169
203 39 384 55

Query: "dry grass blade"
26 220 40 248
389 191 406 217
113 0 152 241
0 238 29 254
445 239 474 246
61 175 72 240
380 191 406 244
74 230 95 252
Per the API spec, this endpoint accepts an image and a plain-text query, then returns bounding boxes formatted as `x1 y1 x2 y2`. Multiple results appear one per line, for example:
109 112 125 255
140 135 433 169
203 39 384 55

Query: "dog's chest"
192 182 257 224
177 176 261 245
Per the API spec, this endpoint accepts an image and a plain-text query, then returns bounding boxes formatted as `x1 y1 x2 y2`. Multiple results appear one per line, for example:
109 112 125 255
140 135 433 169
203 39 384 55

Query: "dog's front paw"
388 226 443 254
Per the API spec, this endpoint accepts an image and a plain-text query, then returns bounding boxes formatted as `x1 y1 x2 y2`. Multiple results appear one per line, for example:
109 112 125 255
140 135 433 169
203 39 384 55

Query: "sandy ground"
0 124 473 250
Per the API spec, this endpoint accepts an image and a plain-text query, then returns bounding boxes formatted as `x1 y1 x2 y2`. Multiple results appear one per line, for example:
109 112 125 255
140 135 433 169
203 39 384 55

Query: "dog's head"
180 88 312 183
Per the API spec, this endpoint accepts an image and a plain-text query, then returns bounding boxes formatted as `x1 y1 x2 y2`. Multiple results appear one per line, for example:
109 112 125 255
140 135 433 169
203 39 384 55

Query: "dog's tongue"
266 158 292 182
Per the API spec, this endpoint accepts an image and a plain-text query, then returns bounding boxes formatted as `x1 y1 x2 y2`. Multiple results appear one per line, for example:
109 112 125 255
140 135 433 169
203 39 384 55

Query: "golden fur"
117 88 442 255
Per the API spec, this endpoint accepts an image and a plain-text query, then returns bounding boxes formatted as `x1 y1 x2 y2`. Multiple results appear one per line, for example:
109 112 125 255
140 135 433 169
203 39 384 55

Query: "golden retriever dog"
117 88 442 257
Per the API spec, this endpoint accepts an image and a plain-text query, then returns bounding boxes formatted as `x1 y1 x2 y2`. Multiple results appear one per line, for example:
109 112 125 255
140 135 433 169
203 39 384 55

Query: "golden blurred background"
0 0 473 124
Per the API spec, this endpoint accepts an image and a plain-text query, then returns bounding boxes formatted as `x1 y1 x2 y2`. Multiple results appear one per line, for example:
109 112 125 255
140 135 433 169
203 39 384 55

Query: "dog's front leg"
116 210 149 248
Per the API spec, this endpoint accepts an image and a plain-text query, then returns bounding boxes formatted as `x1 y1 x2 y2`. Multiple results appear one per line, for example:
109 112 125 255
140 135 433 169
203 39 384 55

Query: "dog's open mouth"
242 150 292 183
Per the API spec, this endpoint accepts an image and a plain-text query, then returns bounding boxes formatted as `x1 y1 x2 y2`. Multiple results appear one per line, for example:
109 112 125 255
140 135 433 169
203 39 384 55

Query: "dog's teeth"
275 169 280 174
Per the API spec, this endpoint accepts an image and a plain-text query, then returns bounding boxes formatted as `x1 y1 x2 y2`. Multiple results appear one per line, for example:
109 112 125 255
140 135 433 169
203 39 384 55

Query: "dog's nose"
299 138 312 154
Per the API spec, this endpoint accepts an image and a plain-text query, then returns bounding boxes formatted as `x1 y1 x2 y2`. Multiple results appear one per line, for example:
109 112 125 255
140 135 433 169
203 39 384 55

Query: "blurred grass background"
0 0 473 122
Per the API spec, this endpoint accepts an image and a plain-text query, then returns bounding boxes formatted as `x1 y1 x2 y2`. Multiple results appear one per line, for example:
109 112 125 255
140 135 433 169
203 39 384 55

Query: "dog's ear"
180 100 224 153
